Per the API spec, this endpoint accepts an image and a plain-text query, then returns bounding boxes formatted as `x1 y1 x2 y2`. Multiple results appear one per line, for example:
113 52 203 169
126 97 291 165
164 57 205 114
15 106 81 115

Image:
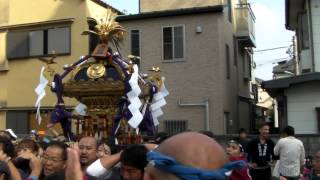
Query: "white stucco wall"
300 49 312 72
285 82 320 134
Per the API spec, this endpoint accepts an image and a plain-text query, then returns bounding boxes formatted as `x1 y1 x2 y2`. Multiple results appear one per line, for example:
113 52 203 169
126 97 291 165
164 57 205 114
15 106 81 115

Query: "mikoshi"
34 9 169 144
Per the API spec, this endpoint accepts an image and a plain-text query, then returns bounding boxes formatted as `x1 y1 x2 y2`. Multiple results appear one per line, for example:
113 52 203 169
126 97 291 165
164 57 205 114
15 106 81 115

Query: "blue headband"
147 151 246 180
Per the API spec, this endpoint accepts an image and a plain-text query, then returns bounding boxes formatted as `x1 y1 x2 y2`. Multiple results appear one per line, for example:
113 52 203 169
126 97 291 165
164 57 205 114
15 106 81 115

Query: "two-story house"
116 0 256 134
0 0 120 135
263 0 320 134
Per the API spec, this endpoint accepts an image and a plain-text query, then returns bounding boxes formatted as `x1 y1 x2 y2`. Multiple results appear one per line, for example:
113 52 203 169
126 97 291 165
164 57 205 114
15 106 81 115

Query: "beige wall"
217 10 249 133
139 0 225 12
121 0 254 133
0 112 6 130
130 0 254 133
8 0 85 25
257 89 273 109
0 32 8 70
86 0 111 19
119 11 238 134
0 0 9 26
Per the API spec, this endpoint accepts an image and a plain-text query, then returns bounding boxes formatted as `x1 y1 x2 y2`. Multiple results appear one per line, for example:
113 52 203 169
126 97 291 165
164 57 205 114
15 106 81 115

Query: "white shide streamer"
127 65 143 128
34 67 49 125
74 103 87 116
151 77 169 126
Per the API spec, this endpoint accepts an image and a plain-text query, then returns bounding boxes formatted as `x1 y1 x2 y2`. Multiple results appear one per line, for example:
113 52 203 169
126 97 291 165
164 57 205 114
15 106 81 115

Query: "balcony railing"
234 3 256 47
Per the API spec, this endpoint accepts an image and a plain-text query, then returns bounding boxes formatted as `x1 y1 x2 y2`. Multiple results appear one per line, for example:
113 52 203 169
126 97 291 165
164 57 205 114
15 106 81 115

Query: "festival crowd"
0 123 318 180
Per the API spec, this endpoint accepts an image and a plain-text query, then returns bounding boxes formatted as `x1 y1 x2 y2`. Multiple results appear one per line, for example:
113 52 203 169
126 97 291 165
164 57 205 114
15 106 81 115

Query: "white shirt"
274 136 305 177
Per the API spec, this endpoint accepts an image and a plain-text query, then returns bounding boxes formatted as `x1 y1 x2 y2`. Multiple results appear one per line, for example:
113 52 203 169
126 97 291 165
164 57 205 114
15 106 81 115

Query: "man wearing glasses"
19 140 67 180
42 141 67 177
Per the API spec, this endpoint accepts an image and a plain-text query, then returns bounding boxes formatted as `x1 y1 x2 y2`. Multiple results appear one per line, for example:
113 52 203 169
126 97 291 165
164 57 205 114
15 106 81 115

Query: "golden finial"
149 66 161 72
82 9 126 44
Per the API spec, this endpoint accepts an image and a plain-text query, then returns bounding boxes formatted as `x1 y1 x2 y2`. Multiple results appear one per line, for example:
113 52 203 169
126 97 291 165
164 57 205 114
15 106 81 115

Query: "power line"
255 55 292 63
254 46 291 52
256 57 292 67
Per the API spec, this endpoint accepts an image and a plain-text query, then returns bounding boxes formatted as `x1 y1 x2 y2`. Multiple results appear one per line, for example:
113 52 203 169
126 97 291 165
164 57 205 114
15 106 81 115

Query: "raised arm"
0 150 21 180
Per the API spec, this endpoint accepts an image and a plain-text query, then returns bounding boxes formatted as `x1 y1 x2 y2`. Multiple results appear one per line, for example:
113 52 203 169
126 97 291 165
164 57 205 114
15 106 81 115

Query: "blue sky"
251 0 294 80
103 0 294 80
103 0 139 14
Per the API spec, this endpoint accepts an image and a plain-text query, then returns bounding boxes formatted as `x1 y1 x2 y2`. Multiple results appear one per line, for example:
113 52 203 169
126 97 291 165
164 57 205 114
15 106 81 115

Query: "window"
162 25 184 61
233 36 238 66
224 112 230 133
226 44 231 79
130 30 141 68
130 29 140 56
243 51 252 80
6 111 29 134
7 26 70 59
164 120 187 135
302 68 311 73
251 83 258 103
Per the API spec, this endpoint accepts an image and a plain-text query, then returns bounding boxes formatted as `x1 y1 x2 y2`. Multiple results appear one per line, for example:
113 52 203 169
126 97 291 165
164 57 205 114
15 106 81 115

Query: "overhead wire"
255 57 292 67
254 45 292 53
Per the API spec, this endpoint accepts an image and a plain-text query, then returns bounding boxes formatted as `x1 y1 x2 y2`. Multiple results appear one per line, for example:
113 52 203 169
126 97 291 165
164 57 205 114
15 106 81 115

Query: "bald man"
78 136 98 172
143 132 245 180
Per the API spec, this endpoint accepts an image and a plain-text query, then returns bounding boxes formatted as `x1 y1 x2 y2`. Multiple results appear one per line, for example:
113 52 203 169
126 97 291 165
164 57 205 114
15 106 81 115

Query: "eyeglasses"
42 155 65 163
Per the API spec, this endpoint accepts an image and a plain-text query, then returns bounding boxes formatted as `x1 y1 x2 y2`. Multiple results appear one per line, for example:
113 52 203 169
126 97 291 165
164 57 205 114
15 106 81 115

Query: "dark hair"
98 138 118 155
282 126 295 136
120 144 148 172
38 141 49 151
0 131 12 140
259 123 270 129
306 155 313 169
306 155 313 160
238 128 247 134
0 137 15 158
228 139 244 152
18 139 39 153
154 132 169 144
47 141 68 160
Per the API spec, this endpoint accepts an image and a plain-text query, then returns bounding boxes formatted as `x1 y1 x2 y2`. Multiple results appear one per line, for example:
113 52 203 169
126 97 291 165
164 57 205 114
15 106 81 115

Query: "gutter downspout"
308 0 315 72
178 99 210 131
